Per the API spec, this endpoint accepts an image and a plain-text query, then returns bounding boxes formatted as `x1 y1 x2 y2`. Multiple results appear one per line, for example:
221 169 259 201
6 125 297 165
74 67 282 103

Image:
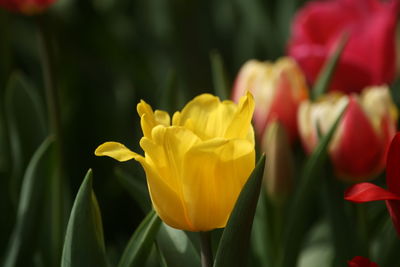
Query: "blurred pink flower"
288 0 399 94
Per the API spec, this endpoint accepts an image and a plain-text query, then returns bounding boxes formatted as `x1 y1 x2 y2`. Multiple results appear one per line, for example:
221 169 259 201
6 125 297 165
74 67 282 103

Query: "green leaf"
322 168 363 266
311 33 349 100
280 103 348 267
4 72 47 202
251 191 272 267
210 51 229 100
115 167 151 213
2 137 54 267
156 222 200 267
61 169 108 267
118 210 162 267
214 154 266 267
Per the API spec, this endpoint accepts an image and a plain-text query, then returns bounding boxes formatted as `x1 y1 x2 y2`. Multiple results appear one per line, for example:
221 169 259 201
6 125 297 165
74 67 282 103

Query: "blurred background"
1 0 392 266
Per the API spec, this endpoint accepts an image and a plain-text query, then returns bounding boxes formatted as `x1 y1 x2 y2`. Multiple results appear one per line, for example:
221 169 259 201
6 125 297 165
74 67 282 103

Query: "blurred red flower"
345 133 400 236
0 0 55 15
288 0 399 94
348 256 379 267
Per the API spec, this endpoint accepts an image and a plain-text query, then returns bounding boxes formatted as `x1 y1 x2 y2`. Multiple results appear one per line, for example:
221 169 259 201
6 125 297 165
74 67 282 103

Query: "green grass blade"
312 33 349 100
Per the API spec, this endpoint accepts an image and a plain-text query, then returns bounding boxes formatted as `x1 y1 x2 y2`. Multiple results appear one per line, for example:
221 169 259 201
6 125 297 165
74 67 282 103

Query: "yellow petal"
140 160 193 230
225 92 255 142
94 142 143 162
140 125 202 230
182 138 255 231
137 100 170 139
178 94 251 141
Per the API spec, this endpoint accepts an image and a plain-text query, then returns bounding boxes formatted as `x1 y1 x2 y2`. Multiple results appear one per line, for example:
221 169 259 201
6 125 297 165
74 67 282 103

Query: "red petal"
330 98 385 180
347 256 379 267
386 133 400 195
344 183 400 203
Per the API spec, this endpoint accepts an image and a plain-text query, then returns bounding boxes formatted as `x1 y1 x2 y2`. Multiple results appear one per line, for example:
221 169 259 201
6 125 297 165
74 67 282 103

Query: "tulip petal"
94 142 143 162
137 100 170 139
330 97 385 180
182 138 255 231
225 92 255 142
386 133 400 195
139 160 193 231
140 126 202 231
344 183 400 203
178 93 254 142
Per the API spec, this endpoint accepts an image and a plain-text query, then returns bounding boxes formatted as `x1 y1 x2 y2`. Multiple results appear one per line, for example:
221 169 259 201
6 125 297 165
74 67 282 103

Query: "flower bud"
262 121 294 203
298 86 398 181
232 57 309 143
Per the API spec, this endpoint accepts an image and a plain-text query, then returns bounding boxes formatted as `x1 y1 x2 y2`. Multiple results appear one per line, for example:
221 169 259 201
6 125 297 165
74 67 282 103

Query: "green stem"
200 231 213 267
36 15 63 152
36 15 64 266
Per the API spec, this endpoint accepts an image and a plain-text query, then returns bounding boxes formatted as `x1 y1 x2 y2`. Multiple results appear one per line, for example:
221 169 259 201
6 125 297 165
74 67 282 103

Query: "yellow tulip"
95 93 256 231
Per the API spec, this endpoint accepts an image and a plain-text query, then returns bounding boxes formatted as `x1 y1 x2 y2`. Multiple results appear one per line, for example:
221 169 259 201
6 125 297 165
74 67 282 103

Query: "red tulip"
0 0 55 15
298 86 397 181
232 57 309 142
348 256 379 267
288 0 399 94
345 133 400 236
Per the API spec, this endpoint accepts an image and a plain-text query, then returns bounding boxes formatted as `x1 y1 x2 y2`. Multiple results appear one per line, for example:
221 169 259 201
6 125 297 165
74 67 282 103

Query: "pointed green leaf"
2 137 54 267
156 222 200 267
311 33 349 100
4 72 47 201
280 103 348 267
118 210 162 267
214 155 266 267
61 169 108 267
210 51 229 100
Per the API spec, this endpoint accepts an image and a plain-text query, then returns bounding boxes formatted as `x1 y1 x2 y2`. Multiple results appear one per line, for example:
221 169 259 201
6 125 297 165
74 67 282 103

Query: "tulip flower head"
345 133 400 237
348 256 379 267
288 0 399 94
232 57 308 142
0 0 56 14
95 93 256 231
298 86 397 181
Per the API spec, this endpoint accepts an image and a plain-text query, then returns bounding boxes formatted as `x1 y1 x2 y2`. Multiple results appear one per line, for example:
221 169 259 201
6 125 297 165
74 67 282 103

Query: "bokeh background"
1 0 397 266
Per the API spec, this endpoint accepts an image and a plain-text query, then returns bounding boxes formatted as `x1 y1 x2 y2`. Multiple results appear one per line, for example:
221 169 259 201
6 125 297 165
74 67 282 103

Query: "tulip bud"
262 121 294 203
232 57 309 143
298 86 398 181
0 0 56 15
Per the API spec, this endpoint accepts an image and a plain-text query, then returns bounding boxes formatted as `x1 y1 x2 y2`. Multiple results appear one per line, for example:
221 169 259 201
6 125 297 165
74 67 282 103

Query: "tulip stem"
36 15 63 151
36 15 64 266
200 231 213 267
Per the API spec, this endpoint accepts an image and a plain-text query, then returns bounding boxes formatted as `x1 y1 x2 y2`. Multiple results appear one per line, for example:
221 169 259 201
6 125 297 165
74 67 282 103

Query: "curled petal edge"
344 183 400 203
